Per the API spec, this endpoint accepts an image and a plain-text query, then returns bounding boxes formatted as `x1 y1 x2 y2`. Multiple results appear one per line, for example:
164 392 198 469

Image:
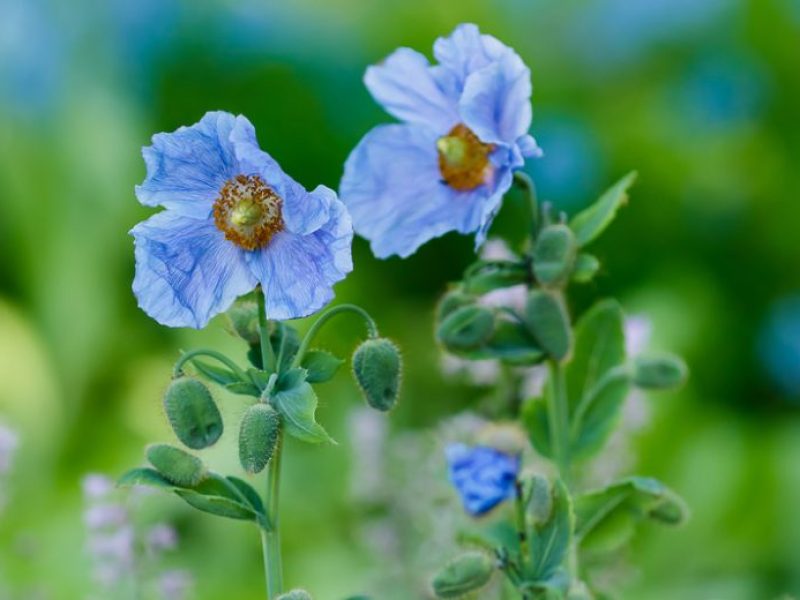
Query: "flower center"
437 124 494 191
213 174 284 251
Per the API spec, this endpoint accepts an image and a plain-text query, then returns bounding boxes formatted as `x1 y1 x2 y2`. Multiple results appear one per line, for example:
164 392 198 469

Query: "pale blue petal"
518 134 544 158
135 111 239 218
247 197 353 320
364 47 459 131
433 23 513 89
131 212 256 328
459 55 532 145
230 118 332 236
340 123 504 258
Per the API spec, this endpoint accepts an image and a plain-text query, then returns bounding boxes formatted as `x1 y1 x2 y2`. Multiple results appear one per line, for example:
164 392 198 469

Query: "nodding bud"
226 300 261 345
146 444 206 487
163 377 223 450
352 338 402 412
432 552 495 598
633 354 688 390
436 305 494 351
239 403 281 474
525 290 572 361
436 289 474 323
533 224 577 286
276 591 313 600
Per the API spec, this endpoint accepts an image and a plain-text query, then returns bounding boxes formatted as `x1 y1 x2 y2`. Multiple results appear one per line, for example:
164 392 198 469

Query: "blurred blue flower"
445 443 520 516
758 296 800 400
340 23 541 259
132 111 353 328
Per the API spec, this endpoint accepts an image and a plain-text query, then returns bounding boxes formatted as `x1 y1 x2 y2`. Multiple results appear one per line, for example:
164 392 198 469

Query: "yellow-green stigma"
437 124 494 191
213 174 284 251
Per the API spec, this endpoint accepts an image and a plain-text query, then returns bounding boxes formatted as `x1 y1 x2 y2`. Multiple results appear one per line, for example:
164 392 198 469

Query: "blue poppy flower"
340 23 541 259
132 111 353 328
445 443 520 516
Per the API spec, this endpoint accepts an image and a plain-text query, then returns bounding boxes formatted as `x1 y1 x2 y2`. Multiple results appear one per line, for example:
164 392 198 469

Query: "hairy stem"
172 348 249 381
291 303 379 369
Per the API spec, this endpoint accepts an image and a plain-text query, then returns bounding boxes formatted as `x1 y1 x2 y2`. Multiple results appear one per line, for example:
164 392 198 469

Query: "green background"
1 0 799 598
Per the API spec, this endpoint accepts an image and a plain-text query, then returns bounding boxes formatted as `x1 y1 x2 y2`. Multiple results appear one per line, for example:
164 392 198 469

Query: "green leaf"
569 172 637 246
484 319 545 365
525 290 572 361
190 360 240 386
118 467 172 489
271 369 333 444
527 479 574 581
271 323 301 371
574 477 688 555
464 261 529 294
224 381 261 396
533 224 577 286
175 474 259 522
301 350 344 383
521 397 552 459
565 300 627 458
226 476 266 515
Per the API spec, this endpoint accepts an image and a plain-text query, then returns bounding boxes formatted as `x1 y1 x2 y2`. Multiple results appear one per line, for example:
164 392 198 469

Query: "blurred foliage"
1 0 799 598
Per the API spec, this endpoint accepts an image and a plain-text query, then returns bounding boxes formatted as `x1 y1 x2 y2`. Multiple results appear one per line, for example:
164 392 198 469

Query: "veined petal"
131 212 256 328
433 23 513 88
340 123 502 258
460 54 532 145
135 111 239 218
230 118 332 236
365 47 459 131
247 198 353 320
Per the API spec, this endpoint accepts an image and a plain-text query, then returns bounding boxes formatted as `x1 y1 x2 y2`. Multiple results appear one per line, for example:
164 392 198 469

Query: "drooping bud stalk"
163 377 223 450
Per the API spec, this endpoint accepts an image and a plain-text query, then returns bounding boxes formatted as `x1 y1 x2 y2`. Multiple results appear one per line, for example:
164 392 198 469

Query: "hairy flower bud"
146 444 206 487
633 354 688 390
239 403 281 474
352 338 402 411
525 290 572 361
163 377 223 450
432 552 495 598
533 224 577 286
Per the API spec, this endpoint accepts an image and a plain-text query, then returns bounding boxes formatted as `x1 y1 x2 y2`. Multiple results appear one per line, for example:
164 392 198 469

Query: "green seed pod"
239 403 281 474
525 290 572 361
436 289 474 322
276 591 312 600
571 253 601 284
226 300 261 345
633 354 688 390
432 552 495 598
146 444 206 487
352 338 402 411
533 224 577 286
436 305 494 351
163 377 223 450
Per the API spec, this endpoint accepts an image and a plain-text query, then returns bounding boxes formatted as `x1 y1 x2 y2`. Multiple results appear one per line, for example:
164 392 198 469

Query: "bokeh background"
1 0 799 598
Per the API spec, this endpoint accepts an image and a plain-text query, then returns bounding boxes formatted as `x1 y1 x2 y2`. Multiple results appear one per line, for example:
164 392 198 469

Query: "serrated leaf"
569 172 637 246
271 368 333 444
574 477 688 555
301 350 344 383
527 479 573 581
190 360 240 386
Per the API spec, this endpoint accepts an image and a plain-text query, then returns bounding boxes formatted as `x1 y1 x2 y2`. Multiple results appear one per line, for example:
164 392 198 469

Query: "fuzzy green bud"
163 377 223 450
239 403 281 474
533 224 577 286
525 290 572 361
432 552 495 598
436 289 474 322
436 305 494 351
352 338 402 411
276 591 312 600
633 354 688 390
146 444 206 487
571 253 601 284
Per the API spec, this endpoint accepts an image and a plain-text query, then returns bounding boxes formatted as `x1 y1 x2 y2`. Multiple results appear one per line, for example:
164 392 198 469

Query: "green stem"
172 348 249 381
256 287 283 599
513 171 540 240
291 304 379 369
257 286 277 373
548 359 571 485
514 480 530 569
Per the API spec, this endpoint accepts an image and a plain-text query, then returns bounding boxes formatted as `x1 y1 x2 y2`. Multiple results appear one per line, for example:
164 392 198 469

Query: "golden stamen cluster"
437 124 494 191
213 174 284 251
